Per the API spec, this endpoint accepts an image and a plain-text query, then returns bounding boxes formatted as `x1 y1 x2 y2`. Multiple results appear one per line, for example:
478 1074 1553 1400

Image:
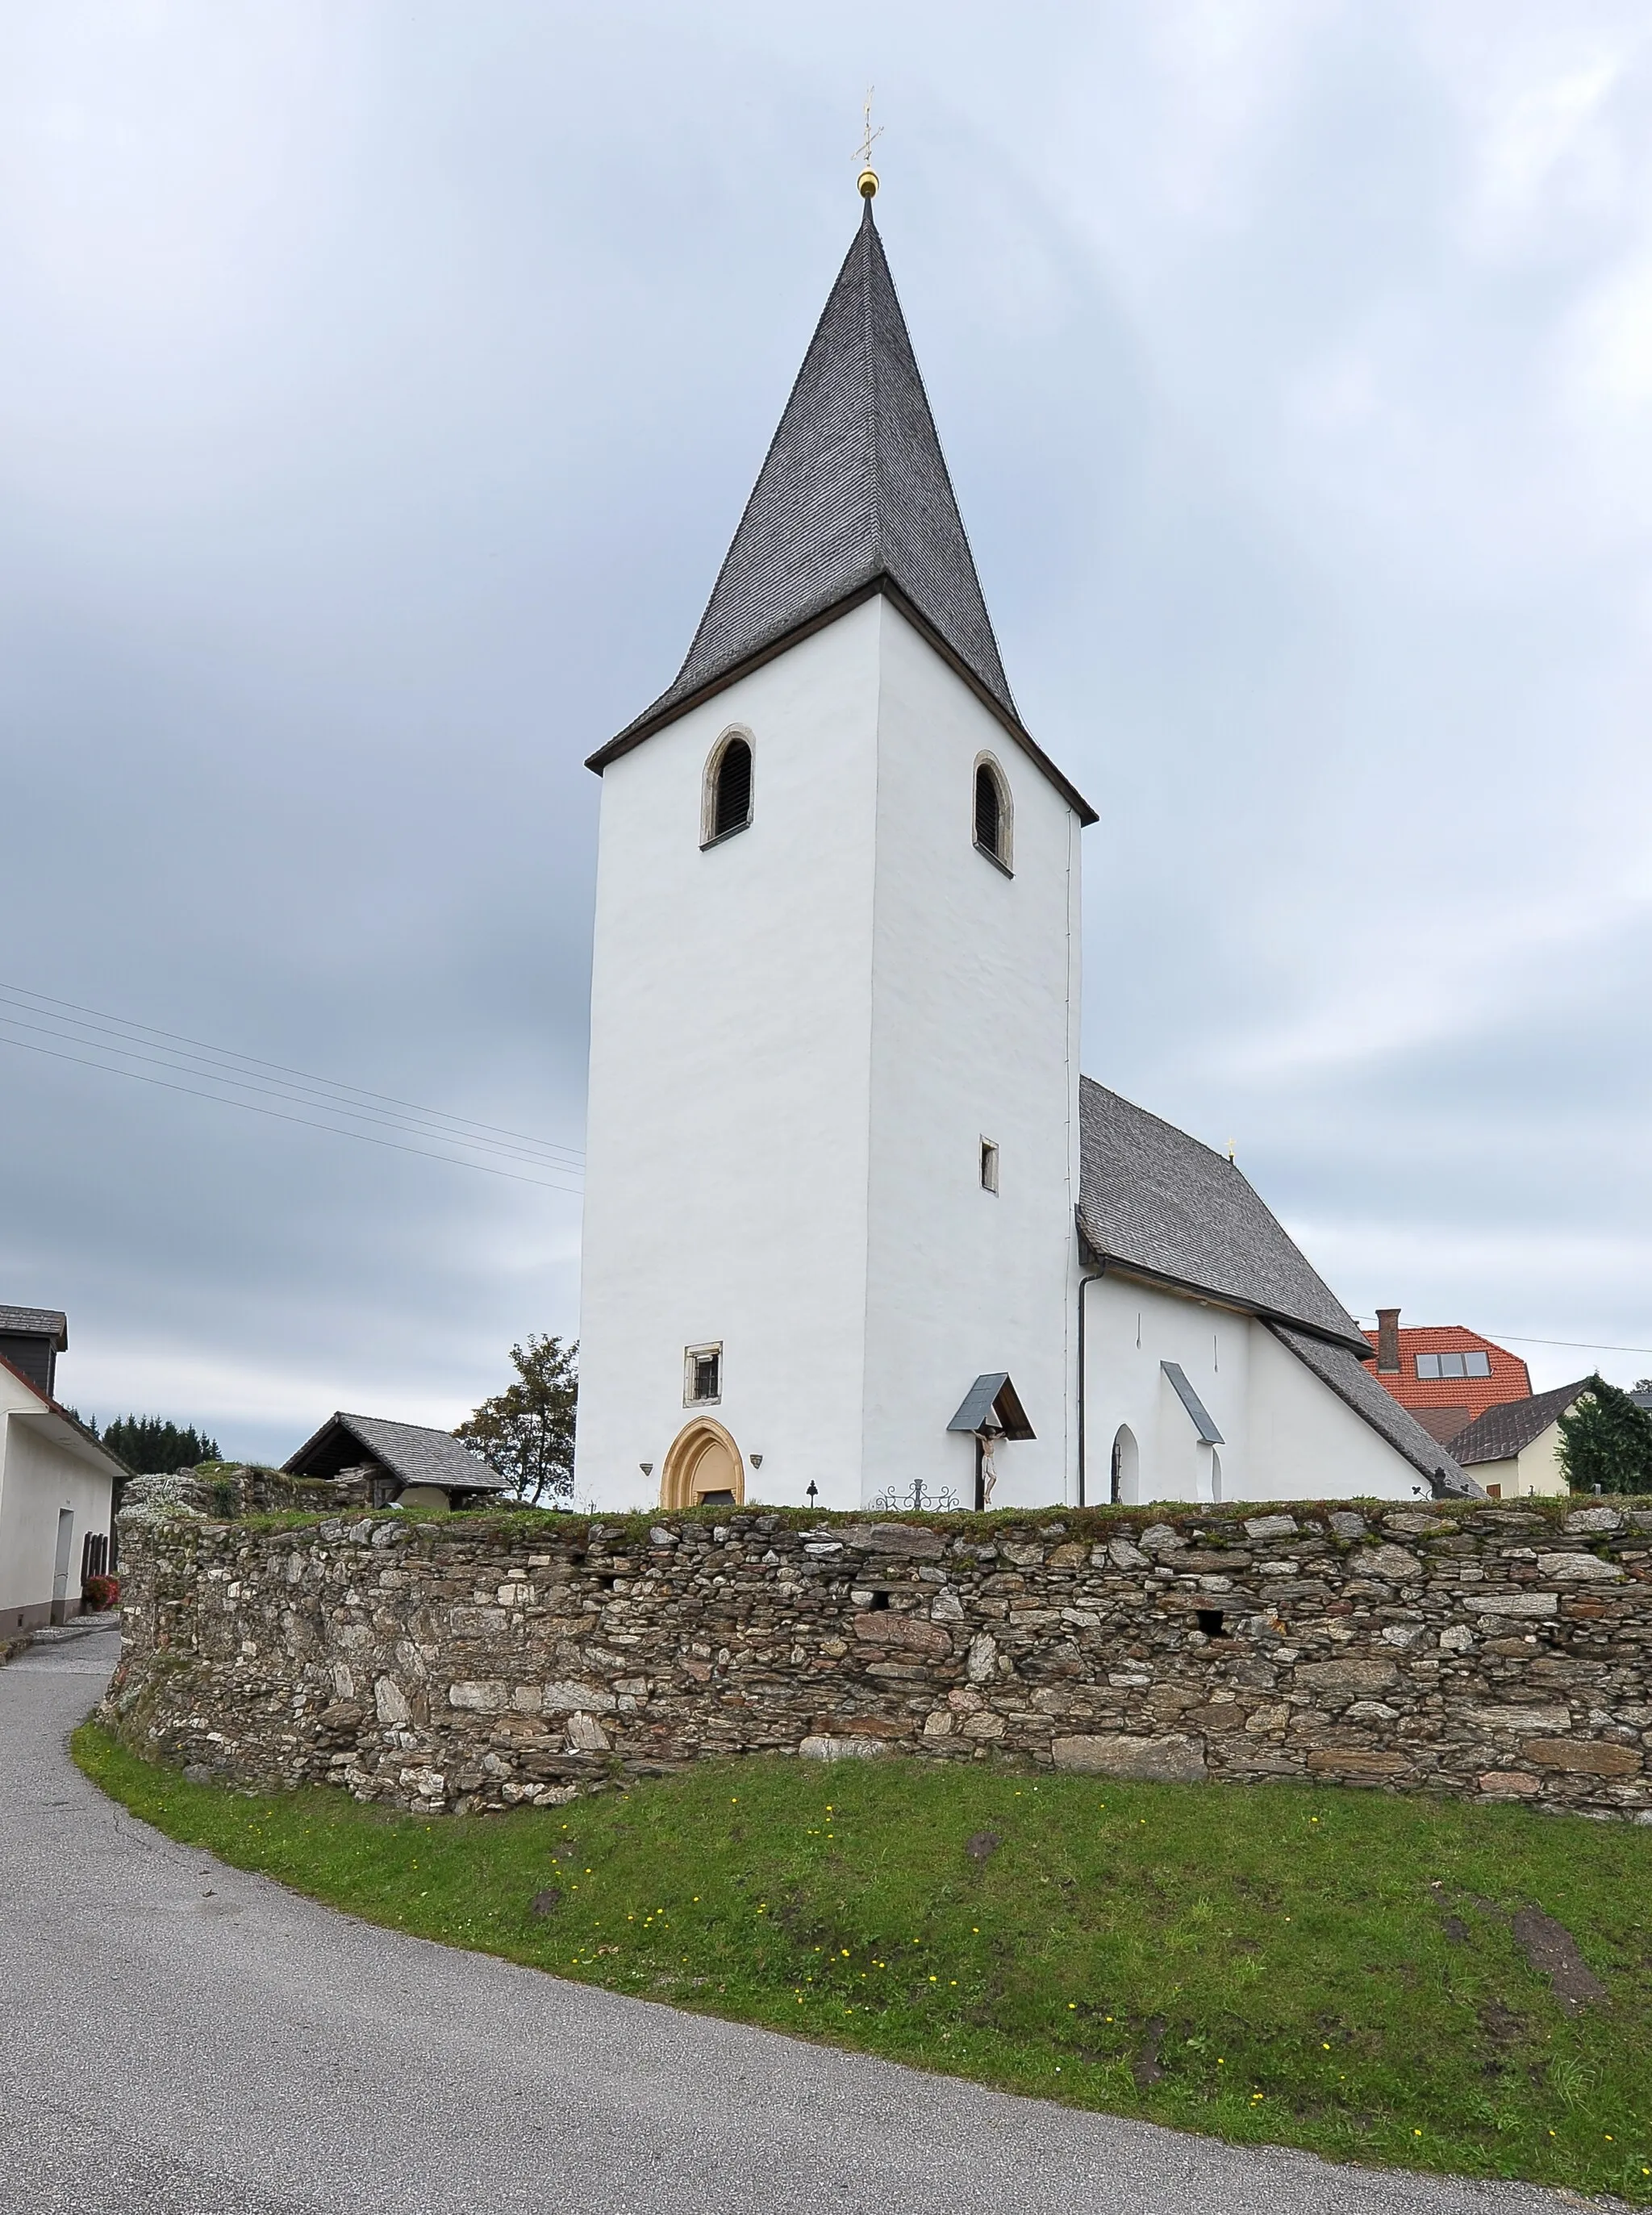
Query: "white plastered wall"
1472 1423 1569 1500
1083 1275 1424 1504
1084 1277 1252 1504
576 606 882 1513
1245 1324 1427 1502
860 603 1081 1510
575 596 1086 1514
0 1368 115 1628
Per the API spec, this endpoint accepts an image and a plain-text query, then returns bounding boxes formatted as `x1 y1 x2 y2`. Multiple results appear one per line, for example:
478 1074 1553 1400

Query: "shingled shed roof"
283 1412 511 1494
0 1305 68 1349
1449 1379 1592 1468
1077 1080 1369 1354
590 201 1095 824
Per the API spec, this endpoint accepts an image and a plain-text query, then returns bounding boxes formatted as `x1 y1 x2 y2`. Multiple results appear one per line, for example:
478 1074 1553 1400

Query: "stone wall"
102 1498 1652 1821
120 1465 378 1524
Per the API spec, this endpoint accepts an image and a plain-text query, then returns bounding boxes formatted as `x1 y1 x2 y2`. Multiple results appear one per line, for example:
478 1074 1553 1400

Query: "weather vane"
857 86 882 198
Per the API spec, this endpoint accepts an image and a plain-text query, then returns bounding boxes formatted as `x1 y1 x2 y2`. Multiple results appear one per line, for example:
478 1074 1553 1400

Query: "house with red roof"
1360 1308 1533 1447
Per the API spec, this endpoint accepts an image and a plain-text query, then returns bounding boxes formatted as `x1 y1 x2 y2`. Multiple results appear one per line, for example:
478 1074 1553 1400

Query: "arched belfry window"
703 730 753 847
973 754 1012 874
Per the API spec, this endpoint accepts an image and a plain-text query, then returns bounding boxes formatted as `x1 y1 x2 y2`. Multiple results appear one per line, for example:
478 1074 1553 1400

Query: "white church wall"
576 606 886 1512
1083 1275 1425 1504
1245 1323 1426 1502
860 603 1082 1509
1083 1277 1253 1504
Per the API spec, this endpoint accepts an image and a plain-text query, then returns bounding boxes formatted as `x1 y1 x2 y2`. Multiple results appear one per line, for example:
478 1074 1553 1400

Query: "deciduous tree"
454 1335 578 1504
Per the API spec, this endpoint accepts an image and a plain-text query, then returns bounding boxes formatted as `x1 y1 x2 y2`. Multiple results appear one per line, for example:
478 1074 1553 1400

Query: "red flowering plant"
81 1572 120 1612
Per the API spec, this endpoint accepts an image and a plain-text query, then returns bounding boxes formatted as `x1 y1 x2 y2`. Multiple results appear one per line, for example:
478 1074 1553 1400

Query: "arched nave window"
703 730 753 845
1110 1425 1139 1505
973 753 1012 873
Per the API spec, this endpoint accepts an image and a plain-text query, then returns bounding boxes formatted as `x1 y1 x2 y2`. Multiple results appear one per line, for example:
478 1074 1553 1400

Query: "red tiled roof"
1361 1324 1533 1435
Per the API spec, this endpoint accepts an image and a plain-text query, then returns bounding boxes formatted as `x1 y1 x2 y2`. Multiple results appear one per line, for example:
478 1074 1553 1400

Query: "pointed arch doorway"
659 1418 745 1509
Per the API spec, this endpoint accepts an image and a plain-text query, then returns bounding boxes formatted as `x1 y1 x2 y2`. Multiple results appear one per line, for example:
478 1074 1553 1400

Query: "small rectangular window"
684 1343 722 1406
1463 1349 1491 1378
1415 1353 1441 1379
979 1138 999 1193
1438 1350 1467 1379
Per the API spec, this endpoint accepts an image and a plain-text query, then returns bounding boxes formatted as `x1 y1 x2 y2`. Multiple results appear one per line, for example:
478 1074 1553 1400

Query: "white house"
1445 1381 1592 1500
574 185 1472 1516
0 1306 124 1637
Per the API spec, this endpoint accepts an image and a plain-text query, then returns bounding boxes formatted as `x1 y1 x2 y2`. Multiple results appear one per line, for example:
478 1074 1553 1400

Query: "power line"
0 982 584 1167
0 993 584 1194
1357 1319 1652 1359
0 1008 571 1173
1487 1333 1652 1358
0 1032 582 1192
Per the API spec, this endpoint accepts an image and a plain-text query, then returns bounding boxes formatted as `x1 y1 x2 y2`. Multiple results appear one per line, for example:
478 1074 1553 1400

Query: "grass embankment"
77 1726 1652 2200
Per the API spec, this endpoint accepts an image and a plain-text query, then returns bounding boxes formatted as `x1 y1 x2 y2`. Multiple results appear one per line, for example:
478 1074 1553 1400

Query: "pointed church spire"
672 194 1014 702
592 194 1093 824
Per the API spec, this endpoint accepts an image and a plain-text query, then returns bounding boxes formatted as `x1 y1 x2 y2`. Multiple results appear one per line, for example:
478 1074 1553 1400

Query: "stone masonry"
102 1497 1652 1821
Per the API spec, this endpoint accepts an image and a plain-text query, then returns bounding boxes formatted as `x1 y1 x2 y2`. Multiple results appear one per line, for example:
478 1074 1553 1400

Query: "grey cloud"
2 2 1649 1452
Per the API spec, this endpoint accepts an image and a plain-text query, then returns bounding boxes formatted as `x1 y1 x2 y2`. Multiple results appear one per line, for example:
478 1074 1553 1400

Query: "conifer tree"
101 1416 223 1474
1557 1375 1652 1495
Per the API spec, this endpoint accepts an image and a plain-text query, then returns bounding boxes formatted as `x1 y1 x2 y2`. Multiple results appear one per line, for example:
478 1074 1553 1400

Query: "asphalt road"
2 1627 1600 2215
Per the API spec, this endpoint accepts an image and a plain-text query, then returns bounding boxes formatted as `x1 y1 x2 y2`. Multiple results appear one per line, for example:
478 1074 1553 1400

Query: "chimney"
1375 1308 1401 1374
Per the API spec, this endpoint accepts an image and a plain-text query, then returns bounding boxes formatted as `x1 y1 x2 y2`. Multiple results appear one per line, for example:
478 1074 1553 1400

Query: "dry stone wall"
102 1499 1652 1821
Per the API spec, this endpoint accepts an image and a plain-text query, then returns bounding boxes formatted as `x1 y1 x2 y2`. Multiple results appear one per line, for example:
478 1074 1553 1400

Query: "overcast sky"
3 1 1650 1462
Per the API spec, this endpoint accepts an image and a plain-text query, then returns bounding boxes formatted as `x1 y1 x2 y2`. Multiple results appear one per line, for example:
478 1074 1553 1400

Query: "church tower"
576 186 1095 1514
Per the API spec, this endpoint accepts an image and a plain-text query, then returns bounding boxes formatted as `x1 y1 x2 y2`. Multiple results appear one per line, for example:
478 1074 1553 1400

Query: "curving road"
2 1627 1596 2215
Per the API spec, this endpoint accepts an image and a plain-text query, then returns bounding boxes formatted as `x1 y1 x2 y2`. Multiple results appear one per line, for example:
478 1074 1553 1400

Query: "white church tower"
575 183 1096 1515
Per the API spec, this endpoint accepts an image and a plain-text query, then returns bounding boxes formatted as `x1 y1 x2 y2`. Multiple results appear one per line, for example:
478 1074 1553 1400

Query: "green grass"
77 1725 1652 2200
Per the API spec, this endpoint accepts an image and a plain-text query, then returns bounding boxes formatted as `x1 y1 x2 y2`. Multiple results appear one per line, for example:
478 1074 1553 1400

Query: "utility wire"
0 982 584 1168
0 988 584 1194
0 1032 582 1192
0 1008 571 1173
1356 1320 1652 1359
1485 1333 1652 1358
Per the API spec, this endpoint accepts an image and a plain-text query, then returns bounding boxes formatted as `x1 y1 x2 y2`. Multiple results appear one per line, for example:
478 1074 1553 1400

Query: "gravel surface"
2 1629 1599 2214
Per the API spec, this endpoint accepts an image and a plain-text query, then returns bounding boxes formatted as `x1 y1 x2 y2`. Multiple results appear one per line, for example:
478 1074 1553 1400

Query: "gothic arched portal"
660 1417 745 1509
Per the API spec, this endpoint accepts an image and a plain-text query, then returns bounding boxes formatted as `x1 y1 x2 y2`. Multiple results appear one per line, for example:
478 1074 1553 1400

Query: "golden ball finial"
857 166 879 199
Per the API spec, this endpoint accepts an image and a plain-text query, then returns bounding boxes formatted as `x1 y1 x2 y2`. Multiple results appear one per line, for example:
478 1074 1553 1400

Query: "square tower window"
685 1343 722 1405
979 1138 999 1193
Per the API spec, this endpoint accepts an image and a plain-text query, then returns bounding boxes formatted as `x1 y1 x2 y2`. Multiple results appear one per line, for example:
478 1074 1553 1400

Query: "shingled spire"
592 198 1037 770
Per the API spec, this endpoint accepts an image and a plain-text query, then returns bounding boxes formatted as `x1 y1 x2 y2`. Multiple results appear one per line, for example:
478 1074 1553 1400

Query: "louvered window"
973 757 1012 871
712 737 753 840
974 763 1000 852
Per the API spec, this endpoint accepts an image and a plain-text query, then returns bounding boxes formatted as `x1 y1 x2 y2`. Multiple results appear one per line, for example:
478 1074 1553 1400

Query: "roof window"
1416 1350 1491 1380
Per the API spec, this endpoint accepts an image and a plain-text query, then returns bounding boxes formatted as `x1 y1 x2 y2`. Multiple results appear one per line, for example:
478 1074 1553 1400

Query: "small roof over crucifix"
947 1373 1036 1440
